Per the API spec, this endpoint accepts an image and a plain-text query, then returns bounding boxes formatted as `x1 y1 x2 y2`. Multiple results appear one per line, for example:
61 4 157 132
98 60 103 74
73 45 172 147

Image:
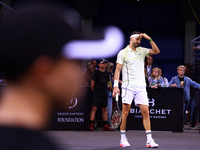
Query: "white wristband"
114 80 119 87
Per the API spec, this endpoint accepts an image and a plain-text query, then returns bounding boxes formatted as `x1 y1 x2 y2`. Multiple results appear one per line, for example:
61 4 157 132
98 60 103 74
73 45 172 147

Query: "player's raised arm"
112 63 122 97
140 33 160 55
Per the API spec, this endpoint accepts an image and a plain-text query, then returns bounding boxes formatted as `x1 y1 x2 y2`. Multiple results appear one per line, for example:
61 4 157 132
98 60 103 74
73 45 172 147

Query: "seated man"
168 65 200 124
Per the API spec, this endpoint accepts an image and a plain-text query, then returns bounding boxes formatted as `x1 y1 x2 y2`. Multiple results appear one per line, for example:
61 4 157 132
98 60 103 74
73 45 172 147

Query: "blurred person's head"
0 1 125 132
106 62 114 73
177 65 185 77
151 67 159 78
0 3 85 104
98 59 108 70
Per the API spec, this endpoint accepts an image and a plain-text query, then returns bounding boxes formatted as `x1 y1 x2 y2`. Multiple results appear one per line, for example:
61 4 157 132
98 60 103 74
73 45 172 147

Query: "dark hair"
0 3 77 82
130 31 141 36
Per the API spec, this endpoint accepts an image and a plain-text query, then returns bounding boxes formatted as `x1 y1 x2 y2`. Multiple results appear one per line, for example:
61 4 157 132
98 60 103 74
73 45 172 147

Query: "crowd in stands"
0 56 199 130
84 56 200 130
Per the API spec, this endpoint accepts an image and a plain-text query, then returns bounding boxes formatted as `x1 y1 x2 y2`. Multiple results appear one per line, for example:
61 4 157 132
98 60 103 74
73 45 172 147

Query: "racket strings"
110 111 122 129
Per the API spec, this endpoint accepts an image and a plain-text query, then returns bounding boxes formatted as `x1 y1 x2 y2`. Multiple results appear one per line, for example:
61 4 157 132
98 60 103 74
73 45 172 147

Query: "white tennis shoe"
120 138 130 147
146 138 159 148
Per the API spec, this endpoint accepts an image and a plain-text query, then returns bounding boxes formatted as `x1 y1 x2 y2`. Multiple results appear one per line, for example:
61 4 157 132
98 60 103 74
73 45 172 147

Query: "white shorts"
121 86 148 106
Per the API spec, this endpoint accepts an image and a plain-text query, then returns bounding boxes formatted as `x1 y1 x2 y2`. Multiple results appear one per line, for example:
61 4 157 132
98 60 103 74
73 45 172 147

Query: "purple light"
62 26 124 59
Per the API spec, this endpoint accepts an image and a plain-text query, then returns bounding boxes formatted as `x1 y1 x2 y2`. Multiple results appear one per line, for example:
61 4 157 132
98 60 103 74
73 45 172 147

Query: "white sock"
120 130 127 140
146 130 152 141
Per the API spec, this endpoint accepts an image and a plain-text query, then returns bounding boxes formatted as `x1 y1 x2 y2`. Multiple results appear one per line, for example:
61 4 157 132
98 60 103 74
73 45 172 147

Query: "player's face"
177 68 185 77
131 36 142 47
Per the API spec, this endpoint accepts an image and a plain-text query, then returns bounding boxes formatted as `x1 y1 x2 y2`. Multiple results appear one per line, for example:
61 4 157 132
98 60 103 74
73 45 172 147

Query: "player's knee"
122 110 129 118
141 110 149 118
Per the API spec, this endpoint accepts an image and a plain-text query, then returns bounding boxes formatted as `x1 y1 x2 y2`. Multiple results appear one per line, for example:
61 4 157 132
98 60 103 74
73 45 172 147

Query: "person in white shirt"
113 31 160 148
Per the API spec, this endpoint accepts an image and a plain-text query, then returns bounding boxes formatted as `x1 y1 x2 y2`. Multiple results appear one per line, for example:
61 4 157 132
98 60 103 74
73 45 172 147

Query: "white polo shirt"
116 45 149 89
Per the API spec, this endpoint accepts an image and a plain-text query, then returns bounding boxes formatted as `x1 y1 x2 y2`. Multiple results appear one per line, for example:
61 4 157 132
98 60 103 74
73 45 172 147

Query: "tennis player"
113 31 160 148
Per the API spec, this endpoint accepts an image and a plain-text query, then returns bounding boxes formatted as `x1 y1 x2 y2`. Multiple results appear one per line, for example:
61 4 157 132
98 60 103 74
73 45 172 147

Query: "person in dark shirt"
88 59 114 131
145 56 154 77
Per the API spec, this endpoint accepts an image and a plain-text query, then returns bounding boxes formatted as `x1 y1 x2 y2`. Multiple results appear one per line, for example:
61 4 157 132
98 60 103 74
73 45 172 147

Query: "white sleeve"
142 47 150 57
116 50 125 65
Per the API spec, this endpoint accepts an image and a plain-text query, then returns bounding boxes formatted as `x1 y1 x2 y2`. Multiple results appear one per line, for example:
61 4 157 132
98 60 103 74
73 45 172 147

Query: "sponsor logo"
68 97 78 109
130 98 171 119
149 98 155 107
57 117 84 122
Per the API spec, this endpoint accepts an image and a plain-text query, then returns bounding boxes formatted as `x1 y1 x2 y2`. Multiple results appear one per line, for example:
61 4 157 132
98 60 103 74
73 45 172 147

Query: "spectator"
88 59 113 131
191 89 200 129
145 56 154 77
0 2 120 149
148 67 165 88
168 65 200 124
184 63 195 124
0 3 85 150
91 59 98 70
158 68 169 87
85 61 94 86
106 62 114 125
191 65 200 129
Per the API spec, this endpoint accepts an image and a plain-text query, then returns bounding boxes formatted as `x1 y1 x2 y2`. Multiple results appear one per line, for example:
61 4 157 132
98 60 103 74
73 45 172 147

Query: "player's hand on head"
140 33 151 41
113 87 120 98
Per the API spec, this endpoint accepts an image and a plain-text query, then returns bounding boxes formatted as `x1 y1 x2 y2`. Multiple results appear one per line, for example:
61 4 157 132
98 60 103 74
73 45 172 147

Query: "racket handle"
116 93 119 102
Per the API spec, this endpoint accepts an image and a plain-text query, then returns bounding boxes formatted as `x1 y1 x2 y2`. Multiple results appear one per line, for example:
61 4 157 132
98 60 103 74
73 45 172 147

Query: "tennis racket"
110 93 122 129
